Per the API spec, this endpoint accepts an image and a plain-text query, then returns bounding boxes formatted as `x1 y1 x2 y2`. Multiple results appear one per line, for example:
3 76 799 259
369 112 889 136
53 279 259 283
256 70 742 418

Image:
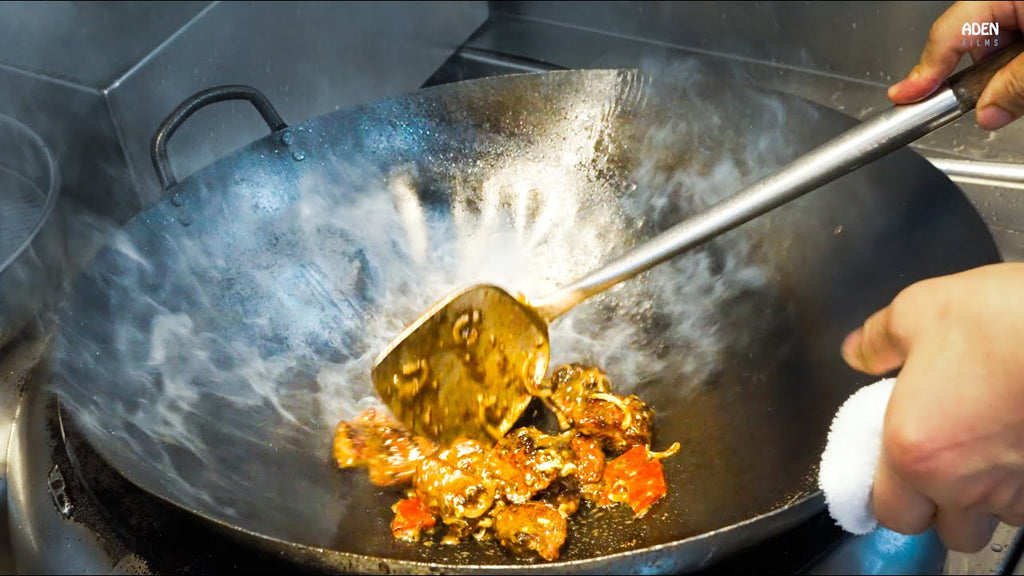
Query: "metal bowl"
0 113 60 347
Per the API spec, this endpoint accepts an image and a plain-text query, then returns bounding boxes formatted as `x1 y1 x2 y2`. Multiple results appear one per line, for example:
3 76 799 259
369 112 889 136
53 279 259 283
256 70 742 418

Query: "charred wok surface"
332 365 677 561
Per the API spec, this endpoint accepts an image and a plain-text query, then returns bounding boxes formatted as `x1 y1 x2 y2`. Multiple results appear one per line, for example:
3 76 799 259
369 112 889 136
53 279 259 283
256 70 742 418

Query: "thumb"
976 52 1024 130
841 306 908 375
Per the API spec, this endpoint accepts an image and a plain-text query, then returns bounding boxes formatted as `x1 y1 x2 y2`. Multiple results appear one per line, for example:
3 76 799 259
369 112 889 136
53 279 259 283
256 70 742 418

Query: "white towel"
818 378 895 535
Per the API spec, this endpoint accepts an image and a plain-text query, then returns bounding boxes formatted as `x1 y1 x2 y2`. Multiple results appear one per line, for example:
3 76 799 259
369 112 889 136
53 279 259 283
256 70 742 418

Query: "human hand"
889 1 1024 129
840 263 1024 552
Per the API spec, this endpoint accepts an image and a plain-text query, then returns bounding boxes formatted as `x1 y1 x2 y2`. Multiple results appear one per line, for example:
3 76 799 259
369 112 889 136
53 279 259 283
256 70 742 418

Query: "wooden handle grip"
948 41 1024 110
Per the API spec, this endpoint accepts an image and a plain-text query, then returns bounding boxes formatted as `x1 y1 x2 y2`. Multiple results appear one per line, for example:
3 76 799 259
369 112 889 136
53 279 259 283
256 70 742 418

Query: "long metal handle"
927 158 1024 188
151 85 288 191
532 43 1024 321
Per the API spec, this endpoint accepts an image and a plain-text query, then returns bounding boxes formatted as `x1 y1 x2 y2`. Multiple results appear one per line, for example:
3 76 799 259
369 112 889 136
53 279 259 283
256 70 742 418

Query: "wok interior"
51 69 998 566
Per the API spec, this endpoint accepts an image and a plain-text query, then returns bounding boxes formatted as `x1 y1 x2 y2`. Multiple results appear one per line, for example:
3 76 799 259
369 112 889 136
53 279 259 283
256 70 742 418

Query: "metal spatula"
373 43 1024 445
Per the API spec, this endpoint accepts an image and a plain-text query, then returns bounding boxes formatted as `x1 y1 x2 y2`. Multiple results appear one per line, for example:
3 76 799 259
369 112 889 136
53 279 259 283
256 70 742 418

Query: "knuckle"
872 484 924 534
987 481 1024 516
1000 512 1024 527
987 482 1018 512
883 419 939 482
879 301 904 344
954 534 989 553
892 278 932 308
993 67 1024 113
890 282 920 312
890 277 949 332
878 507 931 535
886 285 921 338
952 484 988 510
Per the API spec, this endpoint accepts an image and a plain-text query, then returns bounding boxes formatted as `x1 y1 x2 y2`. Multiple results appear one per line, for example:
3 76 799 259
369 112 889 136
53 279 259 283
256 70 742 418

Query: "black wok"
50 69 999 573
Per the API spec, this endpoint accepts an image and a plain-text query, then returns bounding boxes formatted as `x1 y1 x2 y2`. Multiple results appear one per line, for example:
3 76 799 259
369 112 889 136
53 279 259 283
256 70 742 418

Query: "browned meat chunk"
493 502 568 561
332 407 437 487
570 434 605 484
570 434 606 501
548 364 653 452
332 363 676 561
548 364 612 418
572 394 653 452
414 439 497 536
492 427 575 502
537 477 581 518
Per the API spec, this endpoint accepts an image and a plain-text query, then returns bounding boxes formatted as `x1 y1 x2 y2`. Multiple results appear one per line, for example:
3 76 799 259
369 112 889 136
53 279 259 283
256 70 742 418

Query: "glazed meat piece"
414 439 498 536
493 502 568 561
414 429 577 540
548 364 653 452
570 434 605 501
492 427 576 503
547 364 612 419
536 477 581 518
572 393 653 453
333 407 437 487
570 435 605 484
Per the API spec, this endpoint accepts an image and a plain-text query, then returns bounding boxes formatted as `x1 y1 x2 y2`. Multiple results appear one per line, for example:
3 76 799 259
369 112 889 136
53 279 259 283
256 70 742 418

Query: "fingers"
872 457 936 534
976 52 1024 129
889 3 990 103
999 511 1024 526
889 1 1024 104
841 306 907 375
874 398 998 552
935 507 999 552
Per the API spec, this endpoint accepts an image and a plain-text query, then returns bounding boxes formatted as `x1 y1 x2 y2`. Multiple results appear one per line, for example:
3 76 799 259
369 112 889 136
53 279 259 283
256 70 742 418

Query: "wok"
50 69 999 573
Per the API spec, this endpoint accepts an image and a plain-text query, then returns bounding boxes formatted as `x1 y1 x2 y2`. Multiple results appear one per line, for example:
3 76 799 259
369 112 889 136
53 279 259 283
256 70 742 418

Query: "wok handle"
150 85 288 191
948 41 1024 109
531 42 1024 321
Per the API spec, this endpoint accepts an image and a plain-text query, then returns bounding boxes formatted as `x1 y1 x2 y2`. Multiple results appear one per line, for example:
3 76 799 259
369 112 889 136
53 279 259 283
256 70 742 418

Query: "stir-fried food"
493 501 568 561
332 407 437 486
332 364 678 561
547 364 654 452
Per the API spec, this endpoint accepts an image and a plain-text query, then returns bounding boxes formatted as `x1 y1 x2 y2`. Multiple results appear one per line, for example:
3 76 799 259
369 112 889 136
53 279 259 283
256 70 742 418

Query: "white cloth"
818 378 895 535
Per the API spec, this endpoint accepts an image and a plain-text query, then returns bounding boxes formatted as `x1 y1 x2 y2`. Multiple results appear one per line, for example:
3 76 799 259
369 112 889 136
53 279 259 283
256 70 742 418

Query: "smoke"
48 67 809 546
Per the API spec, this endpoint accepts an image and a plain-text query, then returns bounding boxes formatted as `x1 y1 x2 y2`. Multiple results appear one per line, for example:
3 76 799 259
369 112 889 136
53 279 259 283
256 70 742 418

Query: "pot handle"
948 41 1024 110
150 85 288 191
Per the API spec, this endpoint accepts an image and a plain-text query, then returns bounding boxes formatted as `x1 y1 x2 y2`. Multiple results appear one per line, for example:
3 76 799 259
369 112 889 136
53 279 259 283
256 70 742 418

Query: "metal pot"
49 70 999 573
0 114 61 349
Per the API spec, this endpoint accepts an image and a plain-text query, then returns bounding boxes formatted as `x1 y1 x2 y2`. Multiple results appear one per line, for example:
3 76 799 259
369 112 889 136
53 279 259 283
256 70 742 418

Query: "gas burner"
8 379 318 574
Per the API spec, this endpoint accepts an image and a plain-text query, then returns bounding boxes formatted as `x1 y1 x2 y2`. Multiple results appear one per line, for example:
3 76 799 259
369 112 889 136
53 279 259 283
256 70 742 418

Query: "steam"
49 67 807 543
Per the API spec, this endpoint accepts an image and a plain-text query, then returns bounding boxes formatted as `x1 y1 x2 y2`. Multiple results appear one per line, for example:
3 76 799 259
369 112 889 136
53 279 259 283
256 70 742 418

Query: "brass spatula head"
371 284 550 445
